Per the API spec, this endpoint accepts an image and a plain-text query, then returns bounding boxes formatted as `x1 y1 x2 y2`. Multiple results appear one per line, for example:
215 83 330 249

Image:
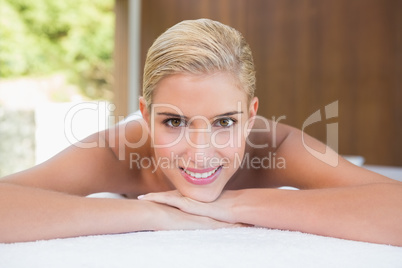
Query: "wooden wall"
114 0 129 119
135 0 402 166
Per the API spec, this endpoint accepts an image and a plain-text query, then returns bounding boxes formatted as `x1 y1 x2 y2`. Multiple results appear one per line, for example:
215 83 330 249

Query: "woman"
1 19 401 245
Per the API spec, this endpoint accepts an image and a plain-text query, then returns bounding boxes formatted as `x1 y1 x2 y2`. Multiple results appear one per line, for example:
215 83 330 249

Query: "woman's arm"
0 124 238 243
0 182 238 243
139 184 402 246
234 185 402 246
0 131 133 196
0 182 147 242
139 182 402 246
250 120 398 189
139 122 402 246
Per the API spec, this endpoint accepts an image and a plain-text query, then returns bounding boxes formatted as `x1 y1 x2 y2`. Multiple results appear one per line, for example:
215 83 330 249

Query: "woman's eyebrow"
156 112 189 120
215 111 243 118
156 111 243 120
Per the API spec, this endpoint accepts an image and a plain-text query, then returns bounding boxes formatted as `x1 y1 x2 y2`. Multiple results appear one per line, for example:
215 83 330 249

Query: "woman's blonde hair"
142 18 256 108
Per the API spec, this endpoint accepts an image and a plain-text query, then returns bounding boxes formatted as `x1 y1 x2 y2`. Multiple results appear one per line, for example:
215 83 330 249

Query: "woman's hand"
138 190 245 224
139 199 243 230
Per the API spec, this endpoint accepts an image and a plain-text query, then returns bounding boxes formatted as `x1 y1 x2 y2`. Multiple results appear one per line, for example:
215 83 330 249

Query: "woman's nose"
187 127 210 148
184 125 215 162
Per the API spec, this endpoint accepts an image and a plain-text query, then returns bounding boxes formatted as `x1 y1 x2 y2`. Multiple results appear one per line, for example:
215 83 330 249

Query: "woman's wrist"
232 188 279 227
231 189 258 224
80 198 156 234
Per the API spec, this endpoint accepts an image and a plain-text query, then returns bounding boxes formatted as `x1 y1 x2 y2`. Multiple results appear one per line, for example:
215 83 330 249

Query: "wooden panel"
140 0 249 75
113 0 129 120
140 0 402 165
245 0 402 165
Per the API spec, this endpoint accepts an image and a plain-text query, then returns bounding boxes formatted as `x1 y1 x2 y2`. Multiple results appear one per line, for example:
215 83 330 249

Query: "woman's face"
140 72 258 202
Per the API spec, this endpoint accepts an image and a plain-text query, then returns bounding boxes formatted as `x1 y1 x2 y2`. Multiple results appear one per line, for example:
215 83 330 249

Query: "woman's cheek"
212 127 244 150
153 128 185 150
154 135 188 161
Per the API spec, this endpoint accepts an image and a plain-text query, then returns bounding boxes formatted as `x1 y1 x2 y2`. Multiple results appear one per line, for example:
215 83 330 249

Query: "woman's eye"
215 118 235 127
165 118 185 128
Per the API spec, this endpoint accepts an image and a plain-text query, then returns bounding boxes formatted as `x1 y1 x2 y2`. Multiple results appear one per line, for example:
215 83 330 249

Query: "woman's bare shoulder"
105 116 152 163
0 116 153 196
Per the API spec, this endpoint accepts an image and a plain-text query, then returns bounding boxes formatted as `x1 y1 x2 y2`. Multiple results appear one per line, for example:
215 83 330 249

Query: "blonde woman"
1 19 401 245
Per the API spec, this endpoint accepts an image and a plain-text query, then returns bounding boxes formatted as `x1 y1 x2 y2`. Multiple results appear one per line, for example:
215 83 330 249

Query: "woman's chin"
179 188 221 203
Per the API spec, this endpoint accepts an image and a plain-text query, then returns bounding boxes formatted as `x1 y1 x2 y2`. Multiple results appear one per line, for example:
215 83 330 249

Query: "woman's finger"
138 191 208 216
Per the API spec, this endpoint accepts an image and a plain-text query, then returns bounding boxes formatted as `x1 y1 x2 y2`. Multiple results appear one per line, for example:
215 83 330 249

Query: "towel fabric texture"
1 227 401 268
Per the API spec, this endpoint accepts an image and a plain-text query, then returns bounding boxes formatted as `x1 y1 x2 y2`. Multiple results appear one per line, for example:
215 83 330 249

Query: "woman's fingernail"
137 195 145 200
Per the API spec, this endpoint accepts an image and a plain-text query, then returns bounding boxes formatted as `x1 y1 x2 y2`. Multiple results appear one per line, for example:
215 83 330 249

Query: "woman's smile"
180 166 223 185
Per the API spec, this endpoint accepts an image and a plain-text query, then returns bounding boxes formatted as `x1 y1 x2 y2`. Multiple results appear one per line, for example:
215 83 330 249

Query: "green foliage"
0 0 114 99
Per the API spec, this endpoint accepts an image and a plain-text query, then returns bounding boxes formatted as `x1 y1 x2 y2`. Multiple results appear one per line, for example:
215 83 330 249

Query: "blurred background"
0 0 401 177
0 0 114 176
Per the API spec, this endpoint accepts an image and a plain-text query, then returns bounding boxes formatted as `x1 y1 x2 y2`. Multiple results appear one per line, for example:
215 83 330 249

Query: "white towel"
1 227 401 268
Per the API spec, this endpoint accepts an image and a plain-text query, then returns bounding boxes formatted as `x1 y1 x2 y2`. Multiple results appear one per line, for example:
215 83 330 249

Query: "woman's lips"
180 166 222 185
183 166 218 173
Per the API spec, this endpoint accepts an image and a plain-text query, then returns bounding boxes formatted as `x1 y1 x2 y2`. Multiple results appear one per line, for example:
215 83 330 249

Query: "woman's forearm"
233 183 402 246
0 182 152 243
0 183 239 243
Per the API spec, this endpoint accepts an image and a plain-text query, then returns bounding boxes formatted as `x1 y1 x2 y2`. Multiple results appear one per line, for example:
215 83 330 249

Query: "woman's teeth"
183 167 220 179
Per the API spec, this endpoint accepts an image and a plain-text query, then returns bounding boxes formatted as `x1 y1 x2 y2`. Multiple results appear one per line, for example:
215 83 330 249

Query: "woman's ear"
247 97 259 130
139 97 150 126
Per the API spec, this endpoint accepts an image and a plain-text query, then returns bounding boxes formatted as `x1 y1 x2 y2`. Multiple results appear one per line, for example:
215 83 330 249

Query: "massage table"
1 165 401 267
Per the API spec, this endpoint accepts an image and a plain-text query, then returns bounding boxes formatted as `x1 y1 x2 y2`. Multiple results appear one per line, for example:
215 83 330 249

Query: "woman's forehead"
151 73 248 116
